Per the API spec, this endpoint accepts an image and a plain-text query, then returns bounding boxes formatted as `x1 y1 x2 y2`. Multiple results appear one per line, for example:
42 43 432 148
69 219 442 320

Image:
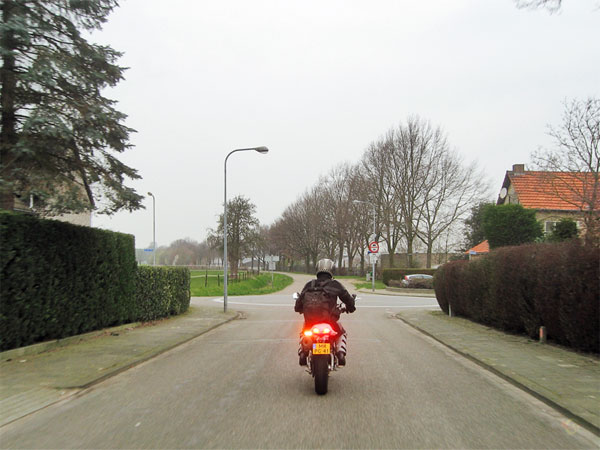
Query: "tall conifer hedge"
0 212 190 351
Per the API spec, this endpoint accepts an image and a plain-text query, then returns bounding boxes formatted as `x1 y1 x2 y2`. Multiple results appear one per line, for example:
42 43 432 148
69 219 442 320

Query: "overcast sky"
91 0 599 249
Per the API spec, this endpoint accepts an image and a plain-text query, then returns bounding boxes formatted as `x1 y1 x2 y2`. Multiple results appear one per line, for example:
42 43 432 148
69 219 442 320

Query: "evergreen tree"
462 201 492 250
482 204 543 249
0 0 143 214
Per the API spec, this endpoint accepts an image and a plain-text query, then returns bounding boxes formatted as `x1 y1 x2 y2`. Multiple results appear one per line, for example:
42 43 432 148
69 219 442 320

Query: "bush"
0 211 136 350
383 268 436 286
135 266 190 321
0 212 192 351
434 240 599 353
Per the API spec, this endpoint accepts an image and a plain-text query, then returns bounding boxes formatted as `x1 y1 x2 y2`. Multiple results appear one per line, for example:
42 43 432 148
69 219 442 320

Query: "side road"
398 309 600 437
0 305 237 427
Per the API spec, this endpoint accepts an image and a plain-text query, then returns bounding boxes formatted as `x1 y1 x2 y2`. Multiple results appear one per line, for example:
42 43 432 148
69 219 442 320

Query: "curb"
357 288 436 298
396 313 600 438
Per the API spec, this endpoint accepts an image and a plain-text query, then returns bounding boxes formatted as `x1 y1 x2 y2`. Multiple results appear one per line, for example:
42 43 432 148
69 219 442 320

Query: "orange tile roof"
465 240 489 254
508 171 599 211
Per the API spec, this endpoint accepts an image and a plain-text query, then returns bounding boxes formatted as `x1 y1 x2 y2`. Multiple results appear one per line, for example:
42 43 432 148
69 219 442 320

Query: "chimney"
512 164 525 174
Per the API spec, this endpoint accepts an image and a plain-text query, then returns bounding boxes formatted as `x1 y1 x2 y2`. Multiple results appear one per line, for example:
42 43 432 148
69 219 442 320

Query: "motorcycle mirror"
292 292 299 300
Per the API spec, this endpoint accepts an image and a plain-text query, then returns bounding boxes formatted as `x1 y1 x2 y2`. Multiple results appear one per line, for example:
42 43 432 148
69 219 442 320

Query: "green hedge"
135 266 190 321
0 211 137 350
0 212 191 351
383 268 436 286
434 240 599 353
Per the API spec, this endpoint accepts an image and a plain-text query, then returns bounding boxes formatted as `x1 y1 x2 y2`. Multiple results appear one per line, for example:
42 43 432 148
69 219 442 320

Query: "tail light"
307 326 332 335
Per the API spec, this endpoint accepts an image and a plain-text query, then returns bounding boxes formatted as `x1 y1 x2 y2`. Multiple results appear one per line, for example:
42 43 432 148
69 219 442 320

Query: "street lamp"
223 146 269 312
353 200 377 292
148 192 156 266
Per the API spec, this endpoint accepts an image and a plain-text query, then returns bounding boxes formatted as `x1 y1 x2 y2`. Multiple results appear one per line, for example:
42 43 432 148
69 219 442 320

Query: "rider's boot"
336 332 348 366
298 335 309 366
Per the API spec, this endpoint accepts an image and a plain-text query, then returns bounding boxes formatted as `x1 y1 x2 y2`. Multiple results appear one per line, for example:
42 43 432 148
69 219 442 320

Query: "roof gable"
503 171 599 211
465 240 489 254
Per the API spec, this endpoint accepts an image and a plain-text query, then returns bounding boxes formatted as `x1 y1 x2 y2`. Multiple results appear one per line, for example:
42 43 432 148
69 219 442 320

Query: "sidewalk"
397 309 600 436
0 304 237 427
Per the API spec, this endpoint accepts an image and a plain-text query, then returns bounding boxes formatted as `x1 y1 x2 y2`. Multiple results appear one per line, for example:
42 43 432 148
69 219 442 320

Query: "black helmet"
316 258 334 277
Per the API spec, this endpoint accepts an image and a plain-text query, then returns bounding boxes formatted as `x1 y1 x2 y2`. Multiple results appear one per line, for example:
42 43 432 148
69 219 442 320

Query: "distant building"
11 182 92 227
465 240 489 260
496 164 598 235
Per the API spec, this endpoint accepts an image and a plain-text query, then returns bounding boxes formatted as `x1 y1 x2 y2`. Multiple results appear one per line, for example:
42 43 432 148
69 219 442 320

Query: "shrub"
434 240 599 353
135 266 190 321
482 203 543 249
547 218 578 242
0 212 192 351
0 211 136 350
383 268 436 286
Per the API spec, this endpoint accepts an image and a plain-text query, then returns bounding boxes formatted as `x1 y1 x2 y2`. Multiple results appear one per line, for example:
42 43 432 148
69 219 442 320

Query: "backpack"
301 279 337 323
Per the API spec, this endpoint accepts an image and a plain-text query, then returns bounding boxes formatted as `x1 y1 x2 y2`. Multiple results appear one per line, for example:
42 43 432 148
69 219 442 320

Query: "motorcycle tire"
313 355 329 395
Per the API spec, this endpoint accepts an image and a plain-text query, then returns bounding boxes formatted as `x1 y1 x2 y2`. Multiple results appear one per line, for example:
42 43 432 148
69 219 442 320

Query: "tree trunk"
359 251 365 275
406 240 414 268
0 0 17 210
426 242 433 268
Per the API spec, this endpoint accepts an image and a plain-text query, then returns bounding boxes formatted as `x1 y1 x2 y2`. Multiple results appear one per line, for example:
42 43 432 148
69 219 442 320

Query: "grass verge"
191 273 293 296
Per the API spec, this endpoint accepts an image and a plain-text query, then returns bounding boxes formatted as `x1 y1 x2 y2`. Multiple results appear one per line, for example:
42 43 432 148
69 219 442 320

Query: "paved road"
1 293 596 448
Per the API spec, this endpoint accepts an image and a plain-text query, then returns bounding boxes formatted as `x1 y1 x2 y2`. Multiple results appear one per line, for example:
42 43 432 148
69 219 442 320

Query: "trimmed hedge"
135 266 190 321
383 268 436 286
434 240 599 353
0 212 191 351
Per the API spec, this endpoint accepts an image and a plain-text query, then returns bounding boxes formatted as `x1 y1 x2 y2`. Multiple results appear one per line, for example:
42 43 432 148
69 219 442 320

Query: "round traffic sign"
369 241 379 253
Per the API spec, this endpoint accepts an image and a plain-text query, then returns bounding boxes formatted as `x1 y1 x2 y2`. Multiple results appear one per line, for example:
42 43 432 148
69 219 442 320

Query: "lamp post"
224 146 269 312
148 192 156 266
353 200 377 292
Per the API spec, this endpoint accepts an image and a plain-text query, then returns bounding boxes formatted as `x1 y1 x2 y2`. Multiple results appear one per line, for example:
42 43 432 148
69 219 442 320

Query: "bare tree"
417 151 488 267
531 97 600 244
276 188 324 272
208 195 260 275
361 135 403 267
515 0 562 13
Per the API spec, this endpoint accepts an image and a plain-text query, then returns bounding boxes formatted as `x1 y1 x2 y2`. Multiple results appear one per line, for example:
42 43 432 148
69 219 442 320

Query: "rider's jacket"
294 273 356 319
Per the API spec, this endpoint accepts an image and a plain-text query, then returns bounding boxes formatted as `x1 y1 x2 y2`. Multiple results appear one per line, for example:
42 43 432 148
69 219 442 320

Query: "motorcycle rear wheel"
313 356 329 395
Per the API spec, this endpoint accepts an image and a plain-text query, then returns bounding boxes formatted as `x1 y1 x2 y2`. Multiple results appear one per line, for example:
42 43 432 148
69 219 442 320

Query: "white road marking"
207 298 439 308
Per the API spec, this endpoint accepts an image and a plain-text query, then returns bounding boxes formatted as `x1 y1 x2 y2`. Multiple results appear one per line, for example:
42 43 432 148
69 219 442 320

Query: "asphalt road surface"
1 293 597 449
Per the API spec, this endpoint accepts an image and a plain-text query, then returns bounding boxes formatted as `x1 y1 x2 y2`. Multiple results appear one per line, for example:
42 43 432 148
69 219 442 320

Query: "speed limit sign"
369 241 379 253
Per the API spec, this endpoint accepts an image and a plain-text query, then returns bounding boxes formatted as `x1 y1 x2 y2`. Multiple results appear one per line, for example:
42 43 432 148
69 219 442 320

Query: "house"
496 164 598 235
11 184 92 227
465 240 489 260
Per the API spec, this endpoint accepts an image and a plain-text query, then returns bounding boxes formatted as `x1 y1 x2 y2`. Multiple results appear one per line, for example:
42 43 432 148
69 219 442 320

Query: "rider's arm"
327 280 356 312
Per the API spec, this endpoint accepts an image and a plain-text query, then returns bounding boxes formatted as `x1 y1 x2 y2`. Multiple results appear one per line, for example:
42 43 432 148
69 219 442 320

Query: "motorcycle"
293 292 354 395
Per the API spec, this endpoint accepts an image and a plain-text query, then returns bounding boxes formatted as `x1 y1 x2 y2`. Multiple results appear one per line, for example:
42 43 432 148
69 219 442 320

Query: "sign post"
368 241 379 292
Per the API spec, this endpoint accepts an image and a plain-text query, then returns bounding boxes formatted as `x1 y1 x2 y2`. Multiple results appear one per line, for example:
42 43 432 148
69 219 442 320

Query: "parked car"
401 274 434 288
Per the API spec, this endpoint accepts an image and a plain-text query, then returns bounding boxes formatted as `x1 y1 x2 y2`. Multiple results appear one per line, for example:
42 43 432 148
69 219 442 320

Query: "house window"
544 221 558 234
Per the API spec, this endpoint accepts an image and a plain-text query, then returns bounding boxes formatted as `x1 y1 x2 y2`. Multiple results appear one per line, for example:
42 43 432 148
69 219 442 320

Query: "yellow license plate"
313 343 330 355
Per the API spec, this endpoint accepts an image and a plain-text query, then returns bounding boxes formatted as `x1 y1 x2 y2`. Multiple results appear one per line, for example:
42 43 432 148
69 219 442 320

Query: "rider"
294 258 356 366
